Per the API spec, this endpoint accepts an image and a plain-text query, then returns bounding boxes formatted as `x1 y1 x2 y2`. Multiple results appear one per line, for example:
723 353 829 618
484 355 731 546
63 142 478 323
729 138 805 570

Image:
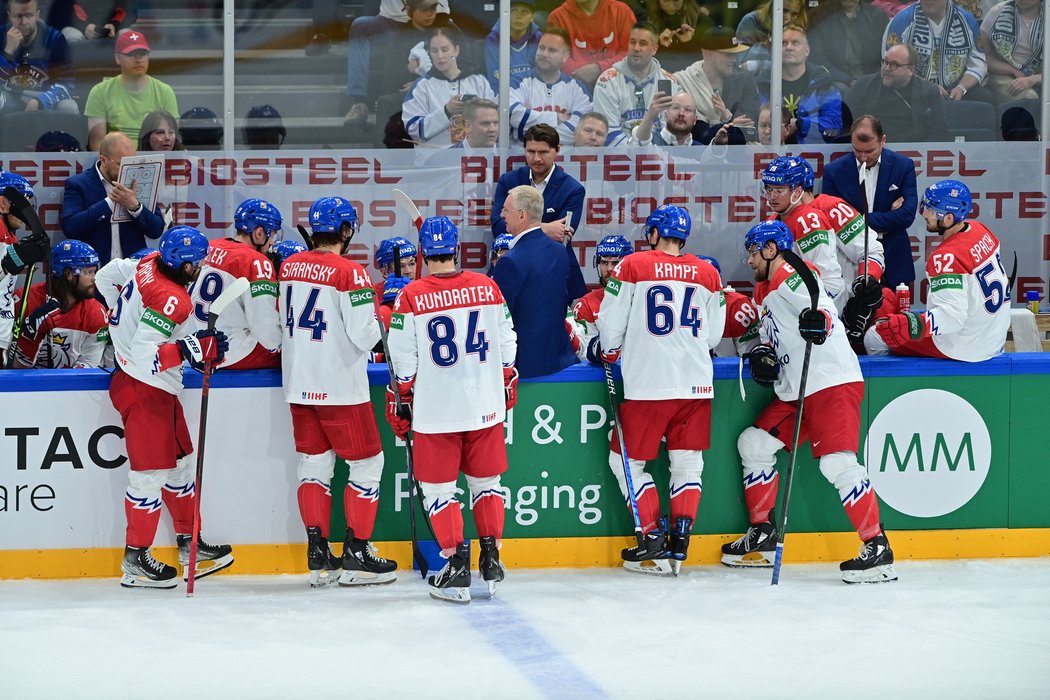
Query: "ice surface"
2 559 1048 700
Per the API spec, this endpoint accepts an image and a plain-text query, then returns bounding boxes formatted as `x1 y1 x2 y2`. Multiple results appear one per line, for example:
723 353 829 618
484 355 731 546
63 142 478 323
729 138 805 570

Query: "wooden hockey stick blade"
2 187 45 238
296 224 315 250
392 189 424 232
206 276 249 328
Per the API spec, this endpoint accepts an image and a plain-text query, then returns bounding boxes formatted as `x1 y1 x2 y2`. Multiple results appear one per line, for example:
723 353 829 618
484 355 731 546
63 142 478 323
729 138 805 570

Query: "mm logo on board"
864 389 991 518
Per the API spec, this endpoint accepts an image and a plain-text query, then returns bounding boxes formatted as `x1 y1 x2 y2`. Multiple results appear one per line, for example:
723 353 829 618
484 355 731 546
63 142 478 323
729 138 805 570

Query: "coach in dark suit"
492 185 578 379
61 132 165 264
822 115 918 288
490 124 587 302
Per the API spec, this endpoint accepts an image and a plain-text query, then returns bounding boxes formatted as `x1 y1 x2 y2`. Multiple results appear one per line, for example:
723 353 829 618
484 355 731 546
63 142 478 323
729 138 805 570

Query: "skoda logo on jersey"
864 389 991 518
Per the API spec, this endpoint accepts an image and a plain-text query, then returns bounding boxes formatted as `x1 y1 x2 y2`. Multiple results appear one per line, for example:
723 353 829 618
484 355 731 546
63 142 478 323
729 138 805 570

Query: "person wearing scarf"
980 0 1043 101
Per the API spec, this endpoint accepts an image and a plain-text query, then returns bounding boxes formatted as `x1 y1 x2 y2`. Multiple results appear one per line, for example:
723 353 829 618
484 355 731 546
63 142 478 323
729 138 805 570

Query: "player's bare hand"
110 178 140 211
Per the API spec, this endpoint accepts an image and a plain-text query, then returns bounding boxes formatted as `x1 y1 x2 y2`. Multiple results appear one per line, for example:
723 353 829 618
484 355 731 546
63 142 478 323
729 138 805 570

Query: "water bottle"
1026 290 1040 314
896 284 911 313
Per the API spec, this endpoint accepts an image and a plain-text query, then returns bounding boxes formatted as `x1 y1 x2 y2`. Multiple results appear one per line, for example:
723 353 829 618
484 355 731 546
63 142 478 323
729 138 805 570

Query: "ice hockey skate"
621 518 674 577
306 526 341 588
668 516 694 576
120 546 178 589
478 536 506 597
428 542 471 604
840 531 898 584
721 515 778 568
339 529 397 586
177 534 234 581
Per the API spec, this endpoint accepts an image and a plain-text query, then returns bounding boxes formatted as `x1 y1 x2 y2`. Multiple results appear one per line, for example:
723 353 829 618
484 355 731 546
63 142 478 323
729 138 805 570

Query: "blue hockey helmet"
159 226 210 268
382 275 412 304
799 158 816 191
594 235 632 269
309 196 358 235
234 198 283 237
271 240 307 264
644 205 692 242
375 236 418 268
0 170 34 200
922 179 971 222
762 156 808 189
697 254 721 275
745 220 794 253
492 233 513 253
419 216 458 257
51 240 99 275
129 248 155 260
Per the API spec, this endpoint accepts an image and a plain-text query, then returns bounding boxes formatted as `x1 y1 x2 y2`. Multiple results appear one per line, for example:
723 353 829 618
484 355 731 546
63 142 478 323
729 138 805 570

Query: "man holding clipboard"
61 132 165 265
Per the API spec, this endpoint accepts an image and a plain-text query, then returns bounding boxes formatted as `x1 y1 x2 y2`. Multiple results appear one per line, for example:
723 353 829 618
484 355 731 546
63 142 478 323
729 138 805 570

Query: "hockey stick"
296 224 316 251
186 276 249 597
770 250 819 586
392 189 424 234
602 360 645 551
858 163 870 286
4 265 35 369
4 186 52 368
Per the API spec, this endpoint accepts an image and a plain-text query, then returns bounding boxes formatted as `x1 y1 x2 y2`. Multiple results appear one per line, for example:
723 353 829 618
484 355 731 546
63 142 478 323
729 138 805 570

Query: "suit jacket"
491 164 587 301
61 162 165 263
821 147 918 286
491 227 579 379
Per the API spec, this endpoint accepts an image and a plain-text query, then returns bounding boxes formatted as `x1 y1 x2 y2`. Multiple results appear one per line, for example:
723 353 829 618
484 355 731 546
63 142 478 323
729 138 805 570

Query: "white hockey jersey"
110 256 197 395
190 238 281 366
753 260 863 401
597 250 725 400
592 57 679 145
918 221 1011 362
509 69 593 143
96 256 144 309
811 193 885 294
388 271 517 433
14 283 108 368
776 202 846 305
402 72 496 149
0 223 18 351
280 250 379 406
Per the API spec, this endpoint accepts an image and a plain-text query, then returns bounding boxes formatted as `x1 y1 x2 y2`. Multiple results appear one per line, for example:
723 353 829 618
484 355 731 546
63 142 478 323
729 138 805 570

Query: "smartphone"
657 79 672 97
461 94 477 103
741 125 757 139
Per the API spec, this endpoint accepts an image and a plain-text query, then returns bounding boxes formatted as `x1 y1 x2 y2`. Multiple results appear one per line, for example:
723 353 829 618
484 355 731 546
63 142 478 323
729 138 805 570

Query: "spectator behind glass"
573 111 610 146
547 0 639 88
980 0 1043 102
36 129 81 151
643 0 712 72
484 0 542 88
452 98 500 152
807 0 889 88
179 106 222 150
737 0 809 73
83 29 178 150
508 27 593 144
0 0 78 114
137 110 183 152
675 25 759 131
47 0 136 43
757 104 790 145
244 104 286 149
757 25 843 143
402 28 495 149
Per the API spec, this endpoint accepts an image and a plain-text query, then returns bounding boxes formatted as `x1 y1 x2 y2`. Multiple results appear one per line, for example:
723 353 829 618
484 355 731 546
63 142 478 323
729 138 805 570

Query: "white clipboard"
112 153 164 223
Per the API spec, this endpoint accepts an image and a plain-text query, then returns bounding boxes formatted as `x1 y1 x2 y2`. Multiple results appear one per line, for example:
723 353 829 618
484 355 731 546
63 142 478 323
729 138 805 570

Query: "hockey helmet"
697 254 721 275
594 235 632 270
382 275 412 304
492 233 513 253
922 179 971 222
0 170 34 200
129 248 155 260
375 236 418 268
234 198 283 238
745 220 794 253
644 205 691 242
159 226 210 268
309 196 358 235
419 216 458 257
798 158 816 191
762 156 808 189
271 240 307 264
51 240 99 276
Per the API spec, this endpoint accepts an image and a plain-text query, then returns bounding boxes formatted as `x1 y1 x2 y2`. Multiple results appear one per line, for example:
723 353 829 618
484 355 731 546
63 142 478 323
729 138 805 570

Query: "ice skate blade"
721 551 774 568
338 569 397 587
670 559 683 577
842 564 898 584
182 553 234 581
623 559 675 577
430 586 471 604
120 574 177 590
482 560 507 598
309 569 340 588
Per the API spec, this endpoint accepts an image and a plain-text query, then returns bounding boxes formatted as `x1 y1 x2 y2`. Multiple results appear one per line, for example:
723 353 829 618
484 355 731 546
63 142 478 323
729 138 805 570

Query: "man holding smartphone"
674 26 760 137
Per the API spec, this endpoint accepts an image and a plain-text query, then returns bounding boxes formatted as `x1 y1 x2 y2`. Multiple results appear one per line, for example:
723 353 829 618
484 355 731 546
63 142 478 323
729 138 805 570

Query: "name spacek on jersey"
388 271 516 434
191 238 281 366
753 261 862 401
597 250 725 400
280 250 379 406
14 283 109 368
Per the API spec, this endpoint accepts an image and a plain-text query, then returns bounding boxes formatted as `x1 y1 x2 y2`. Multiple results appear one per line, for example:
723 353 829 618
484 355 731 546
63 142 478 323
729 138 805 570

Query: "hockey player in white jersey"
108 226 233 588
864 180 1011 362
509 27 593 143
386 216 517 604
567 234 632 364
596 205 725 575
0 172 48 357
279 196 397 588
190 198 283 369
96 248 156 308
721 220 896 584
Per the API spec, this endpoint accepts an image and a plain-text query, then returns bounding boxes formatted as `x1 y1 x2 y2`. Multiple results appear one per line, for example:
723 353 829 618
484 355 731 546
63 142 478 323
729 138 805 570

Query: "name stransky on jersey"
282 260 370 290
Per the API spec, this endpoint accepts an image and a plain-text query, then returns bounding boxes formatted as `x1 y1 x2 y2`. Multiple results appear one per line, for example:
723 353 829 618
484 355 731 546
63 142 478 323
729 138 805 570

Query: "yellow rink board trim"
2 529 1049 580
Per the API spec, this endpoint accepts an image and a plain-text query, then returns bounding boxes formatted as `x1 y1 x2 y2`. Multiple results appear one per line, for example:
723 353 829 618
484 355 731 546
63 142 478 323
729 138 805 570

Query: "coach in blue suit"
61 132 165 264
493 185 579 379
822 116 918 288
490 124 587 303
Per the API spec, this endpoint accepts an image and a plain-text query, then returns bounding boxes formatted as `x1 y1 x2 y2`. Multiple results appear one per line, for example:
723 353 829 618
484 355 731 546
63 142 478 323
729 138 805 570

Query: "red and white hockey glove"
175 329 229 372
564 318 582 355
875 311 928 348
798 308 833 345
384 379 414 438
598 342 620 364
503 367 519 411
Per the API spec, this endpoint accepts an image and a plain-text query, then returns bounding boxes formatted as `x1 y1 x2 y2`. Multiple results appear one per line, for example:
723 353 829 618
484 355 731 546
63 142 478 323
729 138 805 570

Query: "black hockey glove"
851 275 884 312
798 308 832 345
747 345 780 387
842 295 875 345
22 297 61 340
2 230 50 275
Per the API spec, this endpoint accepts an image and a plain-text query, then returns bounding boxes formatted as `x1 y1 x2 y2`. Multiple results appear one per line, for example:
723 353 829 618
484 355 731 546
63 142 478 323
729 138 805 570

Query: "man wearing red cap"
84 30 177 149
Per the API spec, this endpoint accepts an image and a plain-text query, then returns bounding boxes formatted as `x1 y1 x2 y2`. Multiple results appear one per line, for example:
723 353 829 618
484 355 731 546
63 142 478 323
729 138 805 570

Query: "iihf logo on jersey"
301 391 329 401
481 411 498 424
